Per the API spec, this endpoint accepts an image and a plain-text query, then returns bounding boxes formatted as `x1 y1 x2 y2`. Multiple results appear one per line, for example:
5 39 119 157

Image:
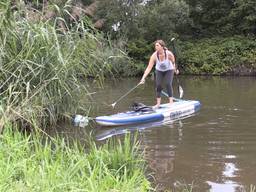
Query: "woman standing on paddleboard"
139 40 179 108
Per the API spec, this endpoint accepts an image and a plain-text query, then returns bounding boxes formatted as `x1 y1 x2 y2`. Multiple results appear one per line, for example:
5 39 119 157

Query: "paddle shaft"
170 38 184 98
111 83 140 107
161 90 181 102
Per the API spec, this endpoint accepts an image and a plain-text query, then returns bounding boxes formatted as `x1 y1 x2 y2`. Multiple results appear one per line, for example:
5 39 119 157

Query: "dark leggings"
155 70 174 98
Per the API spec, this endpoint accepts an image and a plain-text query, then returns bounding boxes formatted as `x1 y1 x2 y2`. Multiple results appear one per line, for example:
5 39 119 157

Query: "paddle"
110 83 141 108
161 90 182 102
170 38 184 98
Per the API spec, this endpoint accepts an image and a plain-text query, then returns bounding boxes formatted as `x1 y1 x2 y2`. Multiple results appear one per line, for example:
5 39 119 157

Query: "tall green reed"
0 1 129 131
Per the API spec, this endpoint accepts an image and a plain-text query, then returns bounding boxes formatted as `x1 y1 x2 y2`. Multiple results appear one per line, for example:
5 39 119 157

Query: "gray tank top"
155 51 174 71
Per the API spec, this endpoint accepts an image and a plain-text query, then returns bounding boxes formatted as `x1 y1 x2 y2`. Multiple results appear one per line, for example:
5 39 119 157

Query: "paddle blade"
178 85 184 98
111 102 116 108
161 90 169 97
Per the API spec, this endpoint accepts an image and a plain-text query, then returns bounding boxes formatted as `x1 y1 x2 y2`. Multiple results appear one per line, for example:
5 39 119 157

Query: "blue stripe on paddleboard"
96 113 164 125
194 101 201 111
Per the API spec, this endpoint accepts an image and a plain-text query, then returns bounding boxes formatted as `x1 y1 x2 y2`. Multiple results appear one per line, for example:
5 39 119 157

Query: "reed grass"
0 125 151 191
0 1 130 131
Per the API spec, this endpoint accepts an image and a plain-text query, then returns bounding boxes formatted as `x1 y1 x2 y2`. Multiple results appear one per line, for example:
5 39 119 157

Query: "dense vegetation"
95 0 256 75
96 0 256 39
179 36 256 75
0 0 137 131
0 126 150 191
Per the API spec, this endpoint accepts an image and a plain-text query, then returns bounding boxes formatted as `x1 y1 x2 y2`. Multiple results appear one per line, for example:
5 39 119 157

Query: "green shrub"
179 36 256 75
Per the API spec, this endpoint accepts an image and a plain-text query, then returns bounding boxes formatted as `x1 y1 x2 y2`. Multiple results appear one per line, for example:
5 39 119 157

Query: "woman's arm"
167 51 179 74
167 51 175 66
140 53 156 84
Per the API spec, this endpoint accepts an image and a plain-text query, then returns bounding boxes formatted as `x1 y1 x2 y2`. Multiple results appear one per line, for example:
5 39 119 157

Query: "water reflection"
207 161 241 192
223 162 238 178
96 119 185 191
207 181 241 192
144 143 176 191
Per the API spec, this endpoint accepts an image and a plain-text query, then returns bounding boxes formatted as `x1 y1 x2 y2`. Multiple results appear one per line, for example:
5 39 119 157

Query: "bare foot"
167 102 174 107
152 105 160 109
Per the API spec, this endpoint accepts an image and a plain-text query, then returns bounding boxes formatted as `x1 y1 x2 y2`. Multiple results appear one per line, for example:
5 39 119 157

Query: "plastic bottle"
73 114 89 127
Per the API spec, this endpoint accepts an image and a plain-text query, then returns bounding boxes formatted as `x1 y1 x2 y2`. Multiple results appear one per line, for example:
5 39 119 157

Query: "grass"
0 125 151 191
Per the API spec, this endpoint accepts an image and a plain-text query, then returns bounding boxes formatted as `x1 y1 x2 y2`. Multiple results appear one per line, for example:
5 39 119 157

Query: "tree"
184 0 256 36
229 0 256 35
96 0 191 40
95 0 191 63
141 0 191 42
184 0 235 36
95 0 145 39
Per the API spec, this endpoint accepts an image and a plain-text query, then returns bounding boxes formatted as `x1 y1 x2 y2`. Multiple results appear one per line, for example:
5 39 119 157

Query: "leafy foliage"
229 0 256 35
179 36 256 75
96 0 145 39
141 0 191 42
185 0 256 36
95 0 191 74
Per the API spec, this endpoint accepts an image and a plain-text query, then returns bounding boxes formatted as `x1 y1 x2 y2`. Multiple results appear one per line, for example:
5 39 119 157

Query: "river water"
57 76 256 191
